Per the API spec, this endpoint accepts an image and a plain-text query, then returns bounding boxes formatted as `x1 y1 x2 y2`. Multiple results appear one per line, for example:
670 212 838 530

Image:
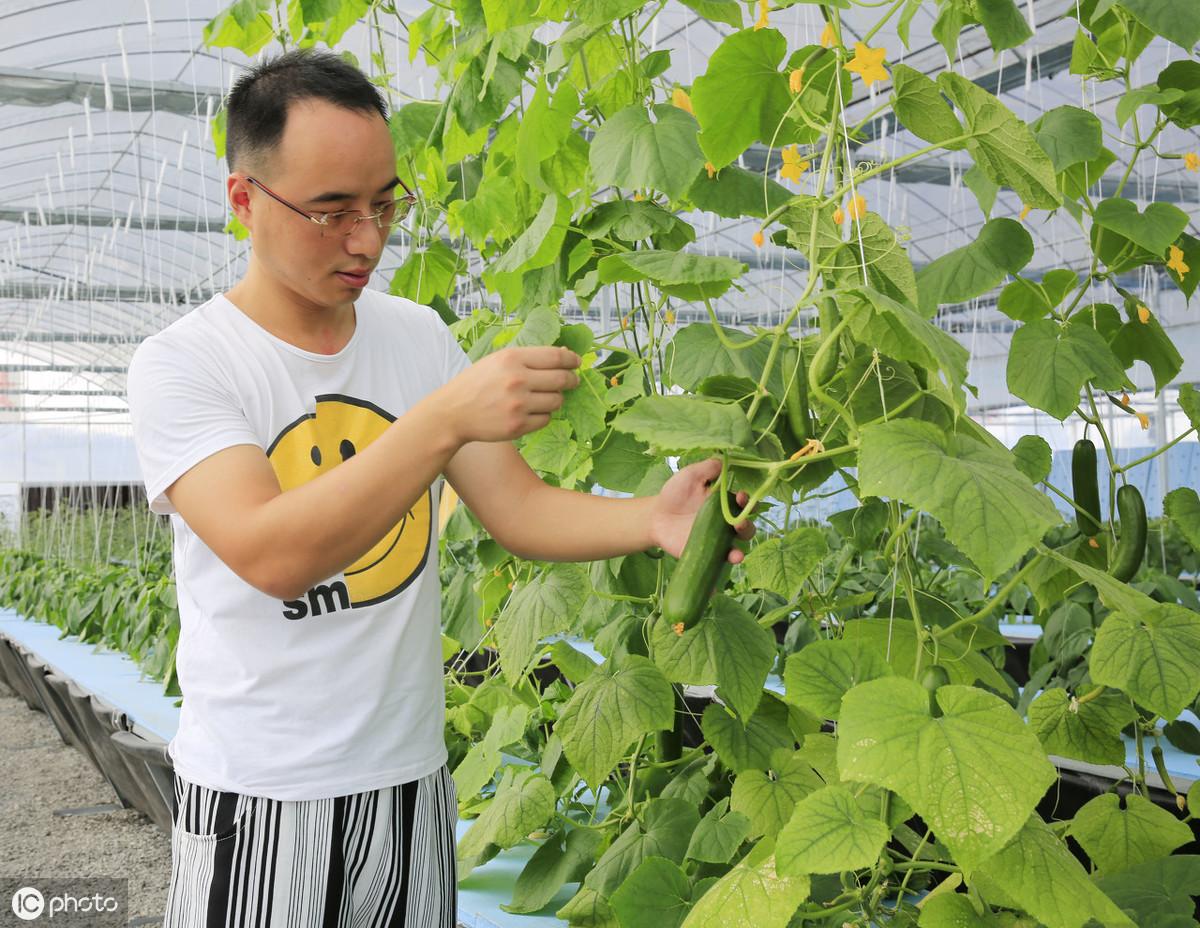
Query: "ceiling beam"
0 280 214 303
0 364 126 373
0 332 147 344
0 65 218 117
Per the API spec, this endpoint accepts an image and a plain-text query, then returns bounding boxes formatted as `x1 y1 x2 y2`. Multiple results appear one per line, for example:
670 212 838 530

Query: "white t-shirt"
125 288 471 801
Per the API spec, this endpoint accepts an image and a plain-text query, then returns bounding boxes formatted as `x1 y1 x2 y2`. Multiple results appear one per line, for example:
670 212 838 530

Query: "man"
126 49 753 928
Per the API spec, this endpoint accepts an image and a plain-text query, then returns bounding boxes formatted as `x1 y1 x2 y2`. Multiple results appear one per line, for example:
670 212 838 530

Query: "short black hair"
224 49 388 174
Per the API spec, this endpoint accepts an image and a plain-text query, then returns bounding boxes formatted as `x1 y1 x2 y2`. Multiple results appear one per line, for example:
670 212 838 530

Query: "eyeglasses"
244 176 417 237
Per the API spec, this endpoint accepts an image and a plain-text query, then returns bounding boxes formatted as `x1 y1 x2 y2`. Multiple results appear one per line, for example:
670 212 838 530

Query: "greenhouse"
0 0 1198 924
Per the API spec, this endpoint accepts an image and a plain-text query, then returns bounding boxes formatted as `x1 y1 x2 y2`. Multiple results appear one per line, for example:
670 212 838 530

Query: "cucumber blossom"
1071 439 1103 537
662 488 740 633
1109 484 1146 582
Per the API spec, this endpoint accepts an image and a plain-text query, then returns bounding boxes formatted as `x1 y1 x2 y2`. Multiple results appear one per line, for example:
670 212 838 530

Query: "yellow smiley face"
267 394 431 607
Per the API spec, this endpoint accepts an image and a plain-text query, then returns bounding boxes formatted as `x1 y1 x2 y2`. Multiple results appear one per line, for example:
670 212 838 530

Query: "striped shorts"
163 765 458 928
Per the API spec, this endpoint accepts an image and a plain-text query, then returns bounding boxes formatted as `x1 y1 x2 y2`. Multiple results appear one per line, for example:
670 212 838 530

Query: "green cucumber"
811 297 841 387
656 686 685 763
1109 484 1146 582
784 337 812 444
1071 439 1103 537
920 665 950 718
662 488 739 632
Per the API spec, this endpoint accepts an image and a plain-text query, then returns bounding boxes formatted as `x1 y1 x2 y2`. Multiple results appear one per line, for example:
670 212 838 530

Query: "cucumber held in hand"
1109 484 1146 582
662 488 740 634
1071 438 1103 537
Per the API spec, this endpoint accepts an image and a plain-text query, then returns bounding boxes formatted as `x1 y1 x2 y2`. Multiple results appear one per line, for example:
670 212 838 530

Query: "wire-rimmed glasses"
245 176 417 237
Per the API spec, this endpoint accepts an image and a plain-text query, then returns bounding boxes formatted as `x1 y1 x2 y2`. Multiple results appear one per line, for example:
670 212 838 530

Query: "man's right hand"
437 345 581 444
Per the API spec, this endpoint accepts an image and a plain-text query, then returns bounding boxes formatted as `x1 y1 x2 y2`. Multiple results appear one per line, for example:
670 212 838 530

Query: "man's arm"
444 442 755 563
163 345 581 600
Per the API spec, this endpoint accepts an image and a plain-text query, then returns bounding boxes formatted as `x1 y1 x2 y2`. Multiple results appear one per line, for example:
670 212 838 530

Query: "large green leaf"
504 827 604 915
686 797 752 864
681 837 809 928
1027 687 1137 766
611 395 754 453
453 704 532 799
890 63 965 147
686 163 792 219
841 289 970 399
776 785 891 875
457 767 558 872
1095 856 1200 927
857 419 1062 580
1117 0 1200 50
665 323 783 398
1007 319 1128 420
837 678 1056 870
742 527 827 600
1092 198 1190 258
1011 434 1053 484
609 857 692 928
493 193 571 274
1165 487 1200 553
555 653 675 789
976 0 1033 50
703 696 795 773
1089 604 1200 718
450 55 523 134
689 28 793 169
651 596 775 720
389 241 464 304
1032 105 1104 172
585 797 699 896
1070 793 1193 874
590 104 706 200
916 218 1033 314
496 563 590 683
783 638 893 721
1108 300 1184 392
938 73 1061 208
826 215 920 308
730 750 825 839
997 269 1080 323
597 250 747 300
971 816 1136 928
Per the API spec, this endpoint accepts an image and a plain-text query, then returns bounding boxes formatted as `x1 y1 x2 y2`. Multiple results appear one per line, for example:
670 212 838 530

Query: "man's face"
229 98 398 309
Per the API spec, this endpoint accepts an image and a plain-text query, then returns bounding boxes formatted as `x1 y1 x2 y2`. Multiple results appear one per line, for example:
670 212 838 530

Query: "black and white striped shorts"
163 764 458 928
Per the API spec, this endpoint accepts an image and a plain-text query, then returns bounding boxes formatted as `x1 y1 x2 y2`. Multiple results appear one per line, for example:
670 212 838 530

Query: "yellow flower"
1019 204 1032 221
671 87 693 115
1137 411 1150 430
609 375 619 387
1088 537 1100 549
1167 244 1190 276
1121 392 1131 406
789 67 804 94
672 621 685 637
780 145 810 183
1185 152 1200 172
620 315 630 330
753 0 768 30
1137 304 1151 324
632 192 645 201
847 193 867 220
705 161 716 179
752 229 765 247
844 42 888 87
833 205 845 225
820 22 837 47
664 309 676 324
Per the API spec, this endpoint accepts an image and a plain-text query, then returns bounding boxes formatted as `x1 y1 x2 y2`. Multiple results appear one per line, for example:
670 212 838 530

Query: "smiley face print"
266 394 431 608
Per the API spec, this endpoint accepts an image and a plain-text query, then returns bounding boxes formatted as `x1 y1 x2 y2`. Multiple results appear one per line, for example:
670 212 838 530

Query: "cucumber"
784 337 812 444
656 686 685 763
811 297 841 387
662 488 740 632
920 665 950 718
1071 439 1103 537
1109 484 1146 582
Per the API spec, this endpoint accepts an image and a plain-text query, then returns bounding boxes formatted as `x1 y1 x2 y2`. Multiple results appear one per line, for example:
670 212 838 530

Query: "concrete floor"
0 678 171 926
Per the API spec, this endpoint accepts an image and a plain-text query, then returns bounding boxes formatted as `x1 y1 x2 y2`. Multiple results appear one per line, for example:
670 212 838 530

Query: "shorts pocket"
172 779 257 845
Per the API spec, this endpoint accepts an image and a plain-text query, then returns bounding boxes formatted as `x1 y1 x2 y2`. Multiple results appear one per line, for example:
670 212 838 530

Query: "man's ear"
227 174 254 230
